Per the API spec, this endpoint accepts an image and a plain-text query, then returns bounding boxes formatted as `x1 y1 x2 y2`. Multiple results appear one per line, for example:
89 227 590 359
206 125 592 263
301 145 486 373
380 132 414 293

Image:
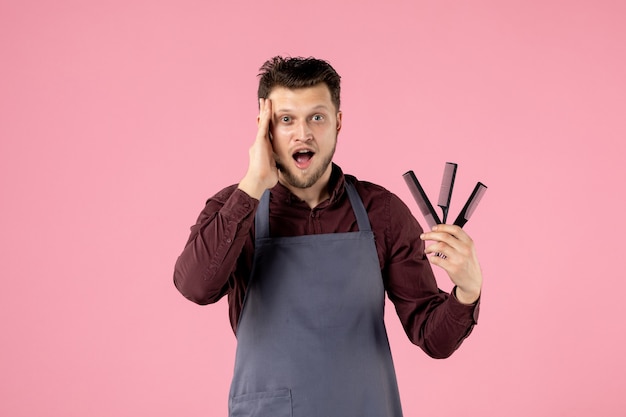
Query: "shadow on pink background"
1 1 625 416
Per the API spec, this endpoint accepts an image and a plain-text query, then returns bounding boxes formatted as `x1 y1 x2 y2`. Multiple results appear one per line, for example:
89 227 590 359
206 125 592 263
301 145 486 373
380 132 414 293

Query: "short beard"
278 142 336 189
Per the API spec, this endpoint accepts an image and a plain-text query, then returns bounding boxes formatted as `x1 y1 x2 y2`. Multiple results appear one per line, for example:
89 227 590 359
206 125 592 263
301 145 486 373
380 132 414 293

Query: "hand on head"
238 98 280 199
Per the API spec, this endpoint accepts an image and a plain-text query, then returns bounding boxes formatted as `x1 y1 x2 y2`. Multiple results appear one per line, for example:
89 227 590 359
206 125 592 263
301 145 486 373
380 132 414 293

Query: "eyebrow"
274 105 331 113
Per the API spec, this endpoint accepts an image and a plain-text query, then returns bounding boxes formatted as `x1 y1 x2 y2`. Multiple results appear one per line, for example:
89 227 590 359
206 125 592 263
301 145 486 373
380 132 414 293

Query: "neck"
279 168 332 209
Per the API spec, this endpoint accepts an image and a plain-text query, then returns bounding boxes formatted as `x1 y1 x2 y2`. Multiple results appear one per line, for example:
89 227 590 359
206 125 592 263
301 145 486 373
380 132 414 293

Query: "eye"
312 114 324 122
280 116 291 123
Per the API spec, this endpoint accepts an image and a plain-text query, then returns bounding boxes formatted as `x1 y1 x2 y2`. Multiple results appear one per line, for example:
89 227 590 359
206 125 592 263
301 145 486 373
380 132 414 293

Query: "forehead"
268 84 334 111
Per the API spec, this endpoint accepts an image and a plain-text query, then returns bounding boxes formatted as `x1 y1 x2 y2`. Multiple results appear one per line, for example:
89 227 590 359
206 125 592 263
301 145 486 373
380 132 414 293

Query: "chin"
280 165 322 189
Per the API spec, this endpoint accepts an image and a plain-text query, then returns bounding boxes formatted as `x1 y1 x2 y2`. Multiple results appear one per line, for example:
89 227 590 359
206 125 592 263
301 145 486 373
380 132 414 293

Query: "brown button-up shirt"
174 164 479 359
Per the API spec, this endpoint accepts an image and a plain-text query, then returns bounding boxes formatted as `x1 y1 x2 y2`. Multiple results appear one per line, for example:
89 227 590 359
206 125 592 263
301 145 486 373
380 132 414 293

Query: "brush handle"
438 206 449 224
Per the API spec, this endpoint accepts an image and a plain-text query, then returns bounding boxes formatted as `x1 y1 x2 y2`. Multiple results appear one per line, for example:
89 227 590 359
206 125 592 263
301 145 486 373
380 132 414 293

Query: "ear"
336 111 343 133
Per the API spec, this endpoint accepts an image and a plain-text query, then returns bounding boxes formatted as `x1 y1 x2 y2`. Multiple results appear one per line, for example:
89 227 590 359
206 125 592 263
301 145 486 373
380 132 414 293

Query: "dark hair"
257 56 341 111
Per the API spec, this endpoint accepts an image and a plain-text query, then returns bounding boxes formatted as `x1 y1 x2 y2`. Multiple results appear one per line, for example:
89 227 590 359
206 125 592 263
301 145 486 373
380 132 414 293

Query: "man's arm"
173 187 258 304
174 98 279 304
384 193 480 359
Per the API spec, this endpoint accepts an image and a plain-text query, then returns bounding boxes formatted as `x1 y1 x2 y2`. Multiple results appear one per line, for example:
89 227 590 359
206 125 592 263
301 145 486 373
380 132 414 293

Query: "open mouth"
292 149 315 169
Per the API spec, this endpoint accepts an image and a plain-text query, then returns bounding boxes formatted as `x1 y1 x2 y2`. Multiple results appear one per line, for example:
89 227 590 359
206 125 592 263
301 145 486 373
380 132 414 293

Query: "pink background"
1 0 625 416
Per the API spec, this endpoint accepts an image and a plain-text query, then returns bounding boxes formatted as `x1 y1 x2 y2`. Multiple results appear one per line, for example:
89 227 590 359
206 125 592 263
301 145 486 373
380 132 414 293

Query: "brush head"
437 162 458 208
403 171 441 229
465 182 487 220
453 182 487 227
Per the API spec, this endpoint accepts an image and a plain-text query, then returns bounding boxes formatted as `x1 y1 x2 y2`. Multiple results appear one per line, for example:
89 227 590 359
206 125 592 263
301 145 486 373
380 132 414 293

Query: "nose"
294 119 313 142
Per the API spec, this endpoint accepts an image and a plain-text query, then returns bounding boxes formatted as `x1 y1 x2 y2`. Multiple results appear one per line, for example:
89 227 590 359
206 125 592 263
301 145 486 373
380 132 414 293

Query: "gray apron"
228 182 403 417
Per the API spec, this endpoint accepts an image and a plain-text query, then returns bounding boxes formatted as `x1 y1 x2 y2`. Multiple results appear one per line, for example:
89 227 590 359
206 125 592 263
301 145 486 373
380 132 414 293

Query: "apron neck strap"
344 181 372 232
255 181 372 239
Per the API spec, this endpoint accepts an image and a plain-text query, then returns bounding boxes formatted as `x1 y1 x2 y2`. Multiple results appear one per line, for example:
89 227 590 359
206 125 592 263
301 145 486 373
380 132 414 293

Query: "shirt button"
226 238 232 243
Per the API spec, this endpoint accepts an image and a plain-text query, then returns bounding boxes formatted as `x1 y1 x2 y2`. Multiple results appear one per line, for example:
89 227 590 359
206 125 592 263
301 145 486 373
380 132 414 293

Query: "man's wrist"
238 177 265 200
455 286 480 305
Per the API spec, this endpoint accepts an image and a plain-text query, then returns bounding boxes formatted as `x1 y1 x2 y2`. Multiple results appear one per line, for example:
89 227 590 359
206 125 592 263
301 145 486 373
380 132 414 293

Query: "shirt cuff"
221 188 259 222
449 286 480 325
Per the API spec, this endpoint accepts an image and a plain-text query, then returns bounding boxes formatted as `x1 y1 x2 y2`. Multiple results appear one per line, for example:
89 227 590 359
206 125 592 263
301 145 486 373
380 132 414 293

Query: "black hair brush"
403 162 486 229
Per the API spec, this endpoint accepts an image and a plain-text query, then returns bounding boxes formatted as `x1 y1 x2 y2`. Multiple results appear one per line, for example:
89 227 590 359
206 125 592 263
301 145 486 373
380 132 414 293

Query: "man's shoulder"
344 174 393 199
344 173 412 216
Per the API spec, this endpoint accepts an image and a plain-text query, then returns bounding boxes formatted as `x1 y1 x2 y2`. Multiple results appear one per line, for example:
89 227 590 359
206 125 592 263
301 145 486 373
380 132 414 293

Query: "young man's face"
267 83 342 190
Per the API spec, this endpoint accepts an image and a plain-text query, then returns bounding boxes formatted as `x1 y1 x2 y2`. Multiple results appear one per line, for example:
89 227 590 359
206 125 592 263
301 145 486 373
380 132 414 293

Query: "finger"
257 98 272 136
420 225 473 252
426 249 450 268
425 241 464 269
433 224 471 243
421 231 462 254
424 241 454 258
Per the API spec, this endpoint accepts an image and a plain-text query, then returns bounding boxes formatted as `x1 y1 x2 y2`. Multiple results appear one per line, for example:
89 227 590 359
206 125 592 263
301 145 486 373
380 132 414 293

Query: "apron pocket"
229 388 292 417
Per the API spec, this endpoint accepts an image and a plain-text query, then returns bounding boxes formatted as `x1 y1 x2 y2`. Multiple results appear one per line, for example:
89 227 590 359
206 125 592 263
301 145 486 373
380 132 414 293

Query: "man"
174 56 482 417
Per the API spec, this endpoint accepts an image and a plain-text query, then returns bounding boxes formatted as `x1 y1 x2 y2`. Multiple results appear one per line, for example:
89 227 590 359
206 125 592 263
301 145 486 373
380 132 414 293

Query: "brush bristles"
403 171 441 229
465 183 487 220
437 162 457 207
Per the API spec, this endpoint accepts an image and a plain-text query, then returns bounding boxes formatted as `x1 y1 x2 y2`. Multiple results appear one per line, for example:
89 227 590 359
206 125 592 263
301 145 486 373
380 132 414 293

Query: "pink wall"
2 0 625 415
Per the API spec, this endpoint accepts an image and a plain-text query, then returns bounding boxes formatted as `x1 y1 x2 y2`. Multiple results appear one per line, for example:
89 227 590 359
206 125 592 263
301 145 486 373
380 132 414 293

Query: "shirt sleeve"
383 192 480 359
173 185 258 305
